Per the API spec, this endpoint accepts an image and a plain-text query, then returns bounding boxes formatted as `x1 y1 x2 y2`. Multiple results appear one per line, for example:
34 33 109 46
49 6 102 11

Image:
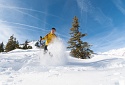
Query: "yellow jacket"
42 32 57 45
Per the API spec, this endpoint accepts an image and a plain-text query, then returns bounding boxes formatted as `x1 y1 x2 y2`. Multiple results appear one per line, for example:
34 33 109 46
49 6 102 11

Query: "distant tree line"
0 35 32 53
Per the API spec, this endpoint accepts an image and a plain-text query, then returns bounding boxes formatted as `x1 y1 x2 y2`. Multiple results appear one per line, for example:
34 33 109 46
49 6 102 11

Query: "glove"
40 36 42 40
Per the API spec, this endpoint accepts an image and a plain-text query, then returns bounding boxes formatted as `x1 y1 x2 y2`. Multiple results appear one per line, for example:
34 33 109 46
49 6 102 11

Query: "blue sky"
0 0 125 52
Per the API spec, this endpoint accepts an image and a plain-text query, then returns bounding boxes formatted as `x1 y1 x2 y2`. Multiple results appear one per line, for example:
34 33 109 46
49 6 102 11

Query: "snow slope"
0 40 125 85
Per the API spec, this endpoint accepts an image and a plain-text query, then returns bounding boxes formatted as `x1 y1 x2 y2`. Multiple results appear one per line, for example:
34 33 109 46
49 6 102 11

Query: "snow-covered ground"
0 40 125 85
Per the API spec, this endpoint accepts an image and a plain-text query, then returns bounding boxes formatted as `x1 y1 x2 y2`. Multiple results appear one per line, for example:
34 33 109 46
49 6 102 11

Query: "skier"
40 28 57 54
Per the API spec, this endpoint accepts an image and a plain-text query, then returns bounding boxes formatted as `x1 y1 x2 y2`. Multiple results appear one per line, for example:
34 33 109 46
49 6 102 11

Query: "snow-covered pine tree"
0 42 4 52
67 16 93 59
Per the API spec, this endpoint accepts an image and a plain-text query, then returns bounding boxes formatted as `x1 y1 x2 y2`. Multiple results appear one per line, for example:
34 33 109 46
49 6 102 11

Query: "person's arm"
42 34 49 40
39 36 42 44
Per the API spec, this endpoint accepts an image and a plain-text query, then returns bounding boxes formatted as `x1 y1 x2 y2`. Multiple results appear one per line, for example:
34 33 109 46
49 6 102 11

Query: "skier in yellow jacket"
41 28 57 53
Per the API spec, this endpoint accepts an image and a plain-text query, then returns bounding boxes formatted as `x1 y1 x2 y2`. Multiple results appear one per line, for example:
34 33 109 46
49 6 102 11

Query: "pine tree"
0 42 4 52
5 35 19 52
23 40 28 49
67 16 93 59
5 35 14 52
21 40 32 49
15 40 19 49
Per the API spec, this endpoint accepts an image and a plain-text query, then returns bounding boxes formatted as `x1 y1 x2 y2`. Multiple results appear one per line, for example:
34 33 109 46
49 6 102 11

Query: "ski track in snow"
0 45 125 85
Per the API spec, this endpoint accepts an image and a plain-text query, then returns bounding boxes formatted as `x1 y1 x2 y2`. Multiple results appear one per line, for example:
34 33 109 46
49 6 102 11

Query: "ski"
43 51 53 57
49 52 53 57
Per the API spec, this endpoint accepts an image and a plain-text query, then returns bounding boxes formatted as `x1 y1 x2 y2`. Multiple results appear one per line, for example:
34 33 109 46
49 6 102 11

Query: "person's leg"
44 45 48 54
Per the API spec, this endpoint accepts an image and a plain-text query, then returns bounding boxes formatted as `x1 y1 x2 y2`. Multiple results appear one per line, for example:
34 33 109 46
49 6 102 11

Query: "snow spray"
40 38 67 66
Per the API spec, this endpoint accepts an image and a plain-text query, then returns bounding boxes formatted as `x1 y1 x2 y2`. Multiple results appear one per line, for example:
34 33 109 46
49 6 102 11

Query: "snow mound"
1 43 125 85
102 47 125 56
28 41 38 49
39 38 68 66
